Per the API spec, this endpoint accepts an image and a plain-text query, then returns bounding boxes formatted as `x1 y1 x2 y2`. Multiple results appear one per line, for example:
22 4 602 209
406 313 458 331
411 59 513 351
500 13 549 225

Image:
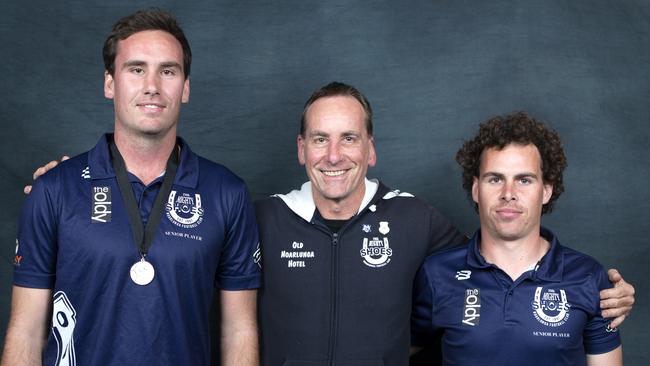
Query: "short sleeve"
216 182 261 290
583 266 622 355
13 177 58 288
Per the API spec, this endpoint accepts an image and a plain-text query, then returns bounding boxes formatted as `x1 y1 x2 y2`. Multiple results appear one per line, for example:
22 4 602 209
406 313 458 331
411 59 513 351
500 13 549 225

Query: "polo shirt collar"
466 226 564 282
87 133 199 189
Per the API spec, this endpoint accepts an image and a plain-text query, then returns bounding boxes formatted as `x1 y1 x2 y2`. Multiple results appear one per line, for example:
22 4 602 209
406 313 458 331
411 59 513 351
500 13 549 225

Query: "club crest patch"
532 287 570 327
360 237 392 267
166 190 204 228
378 221 390 235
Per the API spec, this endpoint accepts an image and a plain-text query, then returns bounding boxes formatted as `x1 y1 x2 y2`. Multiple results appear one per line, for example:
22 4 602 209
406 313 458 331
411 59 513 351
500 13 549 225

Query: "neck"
113 129 176 185
314 187 366 220
479 229 549 281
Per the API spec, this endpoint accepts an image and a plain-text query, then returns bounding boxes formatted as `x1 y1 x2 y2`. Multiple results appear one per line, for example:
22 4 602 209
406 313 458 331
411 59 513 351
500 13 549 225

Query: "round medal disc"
130 259 155 285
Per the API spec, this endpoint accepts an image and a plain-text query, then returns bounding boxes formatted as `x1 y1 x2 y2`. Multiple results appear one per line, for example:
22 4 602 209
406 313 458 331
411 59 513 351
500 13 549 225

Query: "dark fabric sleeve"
411 262 437 347
216 182 262 290
426 205 468 255
13 176 58 289
583 265 622 355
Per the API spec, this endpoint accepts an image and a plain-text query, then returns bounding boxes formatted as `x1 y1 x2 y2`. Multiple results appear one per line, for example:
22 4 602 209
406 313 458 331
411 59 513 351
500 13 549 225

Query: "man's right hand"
24 156 70 194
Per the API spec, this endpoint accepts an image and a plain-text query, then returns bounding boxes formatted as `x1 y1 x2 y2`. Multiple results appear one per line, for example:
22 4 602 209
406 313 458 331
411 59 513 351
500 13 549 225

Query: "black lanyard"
109 137 179 257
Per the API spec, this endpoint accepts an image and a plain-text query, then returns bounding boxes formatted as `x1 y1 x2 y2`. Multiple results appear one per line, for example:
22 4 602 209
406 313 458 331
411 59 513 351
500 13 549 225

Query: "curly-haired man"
412 112 623 365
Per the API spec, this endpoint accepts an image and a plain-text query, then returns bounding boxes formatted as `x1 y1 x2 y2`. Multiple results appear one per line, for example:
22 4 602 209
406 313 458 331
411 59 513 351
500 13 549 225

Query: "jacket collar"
274 178 380 222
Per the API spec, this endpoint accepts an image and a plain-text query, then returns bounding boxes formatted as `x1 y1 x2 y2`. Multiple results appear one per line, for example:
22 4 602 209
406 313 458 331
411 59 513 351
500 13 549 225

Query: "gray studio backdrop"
1 0 648 364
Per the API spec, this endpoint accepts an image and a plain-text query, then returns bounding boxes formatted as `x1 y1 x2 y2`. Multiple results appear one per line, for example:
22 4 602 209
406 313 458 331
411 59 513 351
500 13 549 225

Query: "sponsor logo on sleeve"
13 239 22 266
605 325 618 333
253 243 262 268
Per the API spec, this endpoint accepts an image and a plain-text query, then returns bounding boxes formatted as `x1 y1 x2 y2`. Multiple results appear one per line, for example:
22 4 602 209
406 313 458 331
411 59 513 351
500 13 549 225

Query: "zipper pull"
332 232 339 246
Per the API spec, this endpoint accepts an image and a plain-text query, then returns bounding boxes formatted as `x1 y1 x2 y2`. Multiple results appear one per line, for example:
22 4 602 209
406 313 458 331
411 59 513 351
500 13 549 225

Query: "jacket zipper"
328 232 339 365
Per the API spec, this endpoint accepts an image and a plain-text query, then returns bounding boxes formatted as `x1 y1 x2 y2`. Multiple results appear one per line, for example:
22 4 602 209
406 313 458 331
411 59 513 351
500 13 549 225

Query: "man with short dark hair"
412 112 623 365
1 9 260 366
256 81 467 365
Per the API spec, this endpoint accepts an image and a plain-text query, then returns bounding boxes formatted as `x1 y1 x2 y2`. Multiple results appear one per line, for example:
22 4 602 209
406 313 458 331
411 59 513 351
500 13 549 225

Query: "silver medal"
130 258 155 285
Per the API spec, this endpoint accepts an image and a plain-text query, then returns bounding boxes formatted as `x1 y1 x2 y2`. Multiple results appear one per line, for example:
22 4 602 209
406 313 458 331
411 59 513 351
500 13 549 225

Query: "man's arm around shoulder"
1 286 52 366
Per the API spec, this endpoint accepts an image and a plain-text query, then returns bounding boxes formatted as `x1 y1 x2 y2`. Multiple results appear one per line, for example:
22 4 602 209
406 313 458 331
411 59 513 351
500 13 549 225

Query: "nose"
326 142 342 164
501 181 516 202
144 72 160 96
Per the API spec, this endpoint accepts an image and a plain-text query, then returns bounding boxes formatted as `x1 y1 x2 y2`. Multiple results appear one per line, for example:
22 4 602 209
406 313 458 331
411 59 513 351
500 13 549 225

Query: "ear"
181 77 190 103
471 177 479 204
542 183 553 204
104 71 115 99
367 137 377 167
297 134 306 165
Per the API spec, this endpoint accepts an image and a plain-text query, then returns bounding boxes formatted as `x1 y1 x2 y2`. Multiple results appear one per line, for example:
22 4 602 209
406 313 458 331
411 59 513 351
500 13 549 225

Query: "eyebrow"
481 171 539 180
159 62 182 70
308 130 360 137
120 60 183 70
121 60 146 70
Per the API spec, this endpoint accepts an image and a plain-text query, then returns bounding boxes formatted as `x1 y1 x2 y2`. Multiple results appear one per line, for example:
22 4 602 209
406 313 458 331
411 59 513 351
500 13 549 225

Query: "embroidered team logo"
166 190 204 228
52 291 77 366
532 287 571 327
360 237 392 267
362 224 371 233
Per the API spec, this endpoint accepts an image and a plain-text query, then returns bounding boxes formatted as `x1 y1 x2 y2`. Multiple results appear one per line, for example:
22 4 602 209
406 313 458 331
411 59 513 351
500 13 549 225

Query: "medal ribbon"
109 136 179 258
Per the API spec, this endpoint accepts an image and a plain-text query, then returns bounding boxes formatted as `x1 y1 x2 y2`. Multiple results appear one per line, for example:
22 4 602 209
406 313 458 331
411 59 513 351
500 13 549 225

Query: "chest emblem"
532 287 571 327
360 237 392 268
378 221 390 235
166 191 204 228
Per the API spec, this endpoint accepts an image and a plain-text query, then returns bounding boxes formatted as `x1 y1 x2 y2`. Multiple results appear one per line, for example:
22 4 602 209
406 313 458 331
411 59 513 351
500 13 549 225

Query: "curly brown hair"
455 112 567 214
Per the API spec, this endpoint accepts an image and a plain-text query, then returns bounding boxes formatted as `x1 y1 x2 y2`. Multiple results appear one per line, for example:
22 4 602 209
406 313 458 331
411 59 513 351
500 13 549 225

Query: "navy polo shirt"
411 228 621 366
14 134 261 365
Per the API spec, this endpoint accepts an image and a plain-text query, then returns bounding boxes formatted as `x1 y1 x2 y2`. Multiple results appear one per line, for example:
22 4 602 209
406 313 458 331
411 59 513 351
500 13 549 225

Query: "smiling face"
298 95 376 216
472 143 553 243
104 30 189 139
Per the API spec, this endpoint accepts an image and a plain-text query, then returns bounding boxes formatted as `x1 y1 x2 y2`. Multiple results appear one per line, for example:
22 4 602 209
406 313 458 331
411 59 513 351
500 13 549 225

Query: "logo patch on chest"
462 288 481 326
91 186 112 223
360 220 393 268
531 287 571 327
360 237 392 267
166 191 204 228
